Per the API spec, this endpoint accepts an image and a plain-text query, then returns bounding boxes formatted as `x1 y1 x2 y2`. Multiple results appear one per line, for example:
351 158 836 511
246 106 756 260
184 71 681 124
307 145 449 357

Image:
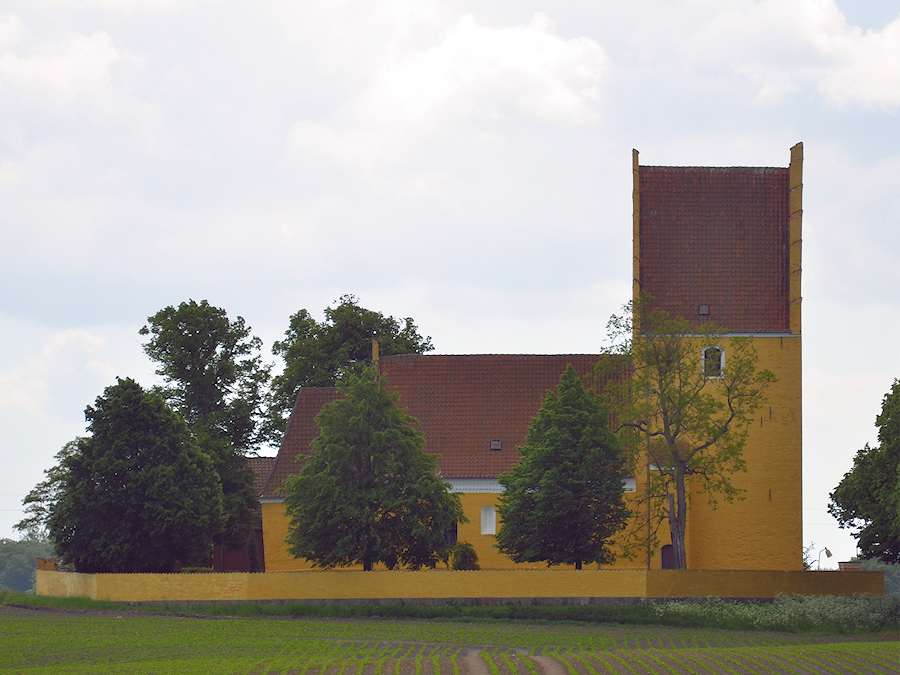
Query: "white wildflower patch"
653 594 900 634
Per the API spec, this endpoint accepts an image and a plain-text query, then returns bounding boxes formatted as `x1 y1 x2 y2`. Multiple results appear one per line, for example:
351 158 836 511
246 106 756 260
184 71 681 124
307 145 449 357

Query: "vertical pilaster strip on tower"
632 149 641 333
789 142 803 335
632 148 651 569
372 338 381 381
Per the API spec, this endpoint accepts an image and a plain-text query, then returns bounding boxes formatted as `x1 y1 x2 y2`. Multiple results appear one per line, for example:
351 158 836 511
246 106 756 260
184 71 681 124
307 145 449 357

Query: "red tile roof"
261 387 343 498
247 456 277 495
639 166 790 332
260 354 626 498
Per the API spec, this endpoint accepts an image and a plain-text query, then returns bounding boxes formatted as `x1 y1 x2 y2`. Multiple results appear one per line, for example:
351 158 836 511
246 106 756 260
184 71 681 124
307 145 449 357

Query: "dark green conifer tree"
44 379 224 572
284 368 464 571
496 365 629 569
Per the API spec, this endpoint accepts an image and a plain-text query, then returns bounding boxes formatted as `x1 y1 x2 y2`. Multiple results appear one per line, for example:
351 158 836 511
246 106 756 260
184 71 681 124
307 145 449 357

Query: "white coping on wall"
447 478 637 493
447 478 503 493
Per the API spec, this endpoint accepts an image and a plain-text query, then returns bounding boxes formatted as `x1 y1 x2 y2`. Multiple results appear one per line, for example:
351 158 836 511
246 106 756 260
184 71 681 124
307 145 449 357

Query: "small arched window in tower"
702 346 724 378
480 505 496 535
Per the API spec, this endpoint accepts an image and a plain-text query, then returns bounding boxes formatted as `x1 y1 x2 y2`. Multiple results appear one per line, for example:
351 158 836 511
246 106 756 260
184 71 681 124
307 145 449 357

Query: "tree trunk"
669 470 688 569
363 560 373 571
575 560 582 570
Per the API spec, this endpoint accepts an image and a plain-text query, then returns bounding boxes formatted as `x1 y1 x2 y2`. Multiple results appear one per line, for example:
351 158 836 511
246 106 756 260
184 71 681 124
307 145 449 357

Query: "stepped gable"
261 353 624 497
639 165 791 333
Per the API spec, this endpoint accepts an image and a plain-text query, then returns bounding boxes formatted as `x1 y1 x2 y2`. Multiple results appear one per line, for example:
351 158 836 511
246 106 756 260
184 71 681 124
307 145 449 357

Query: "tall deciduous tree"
140 299 267 549
15 439 81 541
140 299 271 451
39 379 224 573
283 367 465 571
496 365 629 570
267 295 433 436
829 379 900 563
601 296 775 569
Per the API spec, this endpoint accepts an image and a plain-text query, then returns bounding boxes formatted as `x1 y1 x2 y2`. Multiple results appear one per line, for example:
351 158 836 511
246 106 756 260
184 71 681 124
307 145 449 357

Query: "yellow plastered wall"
456 493 592 570
36 568 881 603
684 335 803 570
261 501 316 572
264 492 571 572
621 336 803 571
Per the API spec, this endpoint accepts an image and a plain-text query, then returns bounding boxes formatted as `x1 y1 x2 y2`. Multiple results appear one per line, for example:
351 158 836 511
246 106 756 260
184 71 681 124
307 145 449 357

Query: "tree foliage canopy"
829 379 900 564
283 368 464 571
496 365 629 569
0 536 53 593
140 299 266 548
268 295 433 435
16 439 81 542
601 295 776 569
140 299 271 452
40 379 224 572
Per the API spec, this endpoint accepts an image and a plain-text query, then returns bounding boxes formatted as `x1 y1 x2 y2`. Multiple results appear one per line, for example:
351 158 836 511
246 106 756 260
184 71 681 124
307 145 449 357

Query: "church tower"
632 144 804 570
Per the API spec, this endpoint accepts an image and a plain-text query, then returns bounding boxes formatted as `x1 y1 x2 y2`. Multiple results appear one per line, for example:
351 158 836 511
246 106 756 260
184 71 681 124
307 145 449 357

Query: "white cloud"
0 22 123 107
0 13 26 49
695 0 900 109
46 0 200 12
816 16 900 108
367 14 606 127
0 160 19 184
0 329 112 415
263 0 454 78
289 13 607 174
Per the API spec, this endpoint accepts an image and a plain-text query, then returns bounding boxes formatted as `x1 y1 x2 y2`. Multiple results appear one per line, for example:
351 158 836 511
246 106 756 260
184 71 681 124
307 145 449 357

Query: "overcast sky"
1 0 897 568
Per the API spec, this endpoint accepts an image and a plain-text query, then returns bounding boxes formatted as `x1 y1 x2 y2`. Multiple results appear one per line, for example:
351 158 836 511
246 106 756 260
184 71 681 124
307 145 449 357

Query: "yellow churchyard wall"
37 568 882 603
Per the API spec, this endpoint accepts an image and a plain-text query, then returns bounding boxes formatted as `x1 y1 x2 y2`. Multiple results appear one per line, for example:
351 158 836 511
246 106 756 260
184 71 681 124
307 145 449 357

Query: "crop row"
2 613 898 674
3 639 898 675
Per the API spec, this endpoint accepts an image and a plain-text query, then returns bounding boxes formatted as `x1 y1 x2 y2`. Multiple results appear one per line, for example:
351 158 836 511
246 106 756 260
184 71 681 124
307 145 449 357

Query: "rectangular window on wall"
480 505 496 535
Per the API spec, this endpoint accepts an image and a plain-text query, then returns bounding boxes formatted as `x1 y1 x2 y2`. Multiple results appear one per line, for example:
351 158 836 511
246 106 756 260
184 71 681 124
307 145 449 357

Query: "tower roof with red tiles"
259 353 626 498
638 162 792 333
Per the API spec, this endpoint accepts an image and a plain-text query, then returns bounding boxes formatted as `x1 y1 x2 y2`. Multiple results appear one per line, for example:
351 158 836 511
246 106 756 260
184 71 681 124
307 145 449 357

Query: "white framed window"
702 346 724 378
480 505 496 535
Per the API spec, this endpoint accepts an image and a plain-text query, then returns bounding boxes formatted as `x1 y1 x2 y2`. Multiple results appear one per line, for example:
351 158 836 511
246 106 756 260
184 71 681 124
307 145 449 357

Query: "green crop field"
1 608 898 675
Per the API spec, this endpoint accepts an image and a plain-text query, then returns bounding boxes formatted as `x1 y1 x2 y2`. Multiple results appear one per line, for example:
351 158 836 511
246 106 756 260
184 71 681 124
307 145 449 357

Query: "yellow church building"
258 143 804 572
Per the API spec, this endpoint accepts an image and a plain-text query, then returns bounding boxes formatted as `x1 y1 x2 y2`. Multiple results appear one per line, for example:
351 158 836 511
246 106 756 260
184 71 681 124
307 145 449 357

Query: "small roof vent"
490 440 502 451
699 304 710 316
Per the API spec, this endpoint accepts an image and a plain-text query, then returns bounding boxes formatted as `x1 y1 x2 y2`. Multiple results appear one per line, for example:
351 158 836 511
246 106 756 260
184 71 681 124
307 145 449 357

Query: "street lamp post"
816 547 832 570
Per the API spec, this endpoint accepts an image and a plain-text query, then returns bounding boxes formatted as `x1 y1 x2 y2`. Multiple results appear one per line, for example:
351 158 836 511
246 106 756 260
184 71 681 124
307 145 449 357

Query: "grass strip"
5 589 899 635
